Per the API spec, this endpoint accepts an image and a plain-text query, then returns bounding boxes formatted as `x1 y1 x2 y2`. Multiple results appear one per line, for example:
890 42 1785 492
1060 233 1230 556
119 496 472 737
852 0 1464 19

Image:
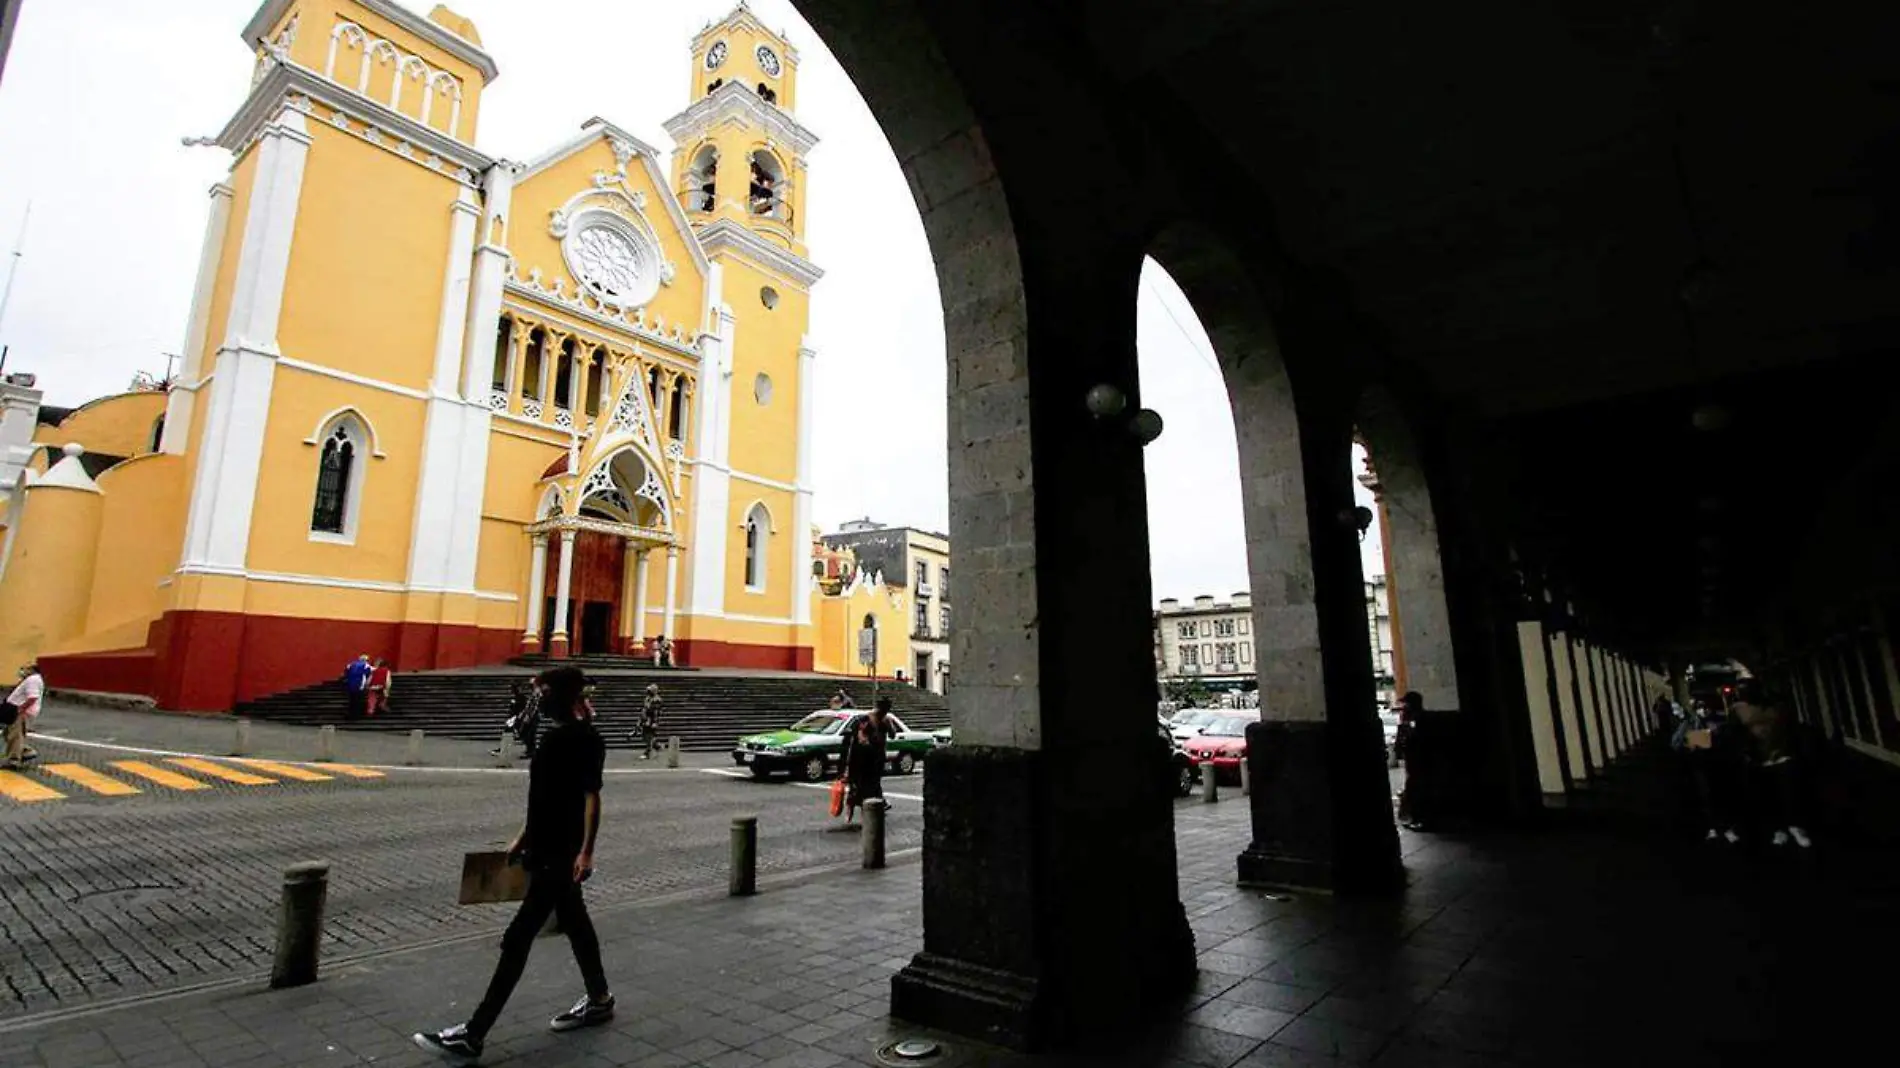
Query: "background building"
1366 575 1397 709
1154 593 1255 695
820 518 950 693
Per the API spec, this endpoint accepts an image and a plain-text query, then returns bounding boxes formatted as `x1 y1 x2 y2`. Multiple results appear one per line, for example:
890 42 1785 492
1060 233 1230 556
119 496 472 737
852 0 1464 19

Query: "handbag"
828 778 846 817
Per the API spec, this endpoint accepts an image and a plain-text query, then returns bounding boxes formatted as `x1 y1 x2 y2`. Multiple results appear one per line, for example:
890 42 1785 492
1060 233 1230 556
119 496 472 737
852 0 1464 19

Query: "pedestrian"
840 697 889 828
652 633 672 669
1678 702 1743 844
415 666 614 1064
342 654 372 720
1652 693 1676 735
494 680 540 760
3 663 43 769
1733 681 1813 849
636 683 661 759
367 658 394 717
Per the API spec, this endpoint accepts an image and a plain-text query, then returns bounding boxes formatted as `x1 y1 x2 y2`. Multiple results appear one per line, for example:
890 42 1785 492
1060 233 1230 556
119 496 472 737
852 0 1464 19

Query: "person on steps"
635 684 661 759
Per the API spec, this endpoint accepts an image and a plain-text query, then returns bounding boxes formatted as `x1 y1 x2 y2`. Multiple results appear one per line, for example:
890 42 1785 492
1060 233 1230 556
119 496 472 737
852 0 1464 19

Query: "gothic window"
649 367 663 414
669 377 688 439
310 418 364 537
490 315 512 392
743 503 770 591
553 338 576 410
521 329 545 401
584 349 606 417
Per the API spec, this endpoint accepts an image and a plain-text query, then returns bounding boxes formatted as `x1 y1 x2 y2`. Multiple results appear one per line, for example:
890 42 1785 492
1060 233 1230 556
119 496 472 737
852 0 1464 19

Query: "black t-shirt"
524 720 605 867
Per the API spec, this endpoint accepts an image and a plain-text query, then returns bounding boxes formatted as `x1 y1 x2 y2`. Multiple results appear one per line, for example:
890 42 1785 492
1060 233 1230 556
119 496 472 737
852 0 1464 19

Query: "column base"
548 634 570 659
891 744 1196 1052
1237 720 1403 896
518 635 541 654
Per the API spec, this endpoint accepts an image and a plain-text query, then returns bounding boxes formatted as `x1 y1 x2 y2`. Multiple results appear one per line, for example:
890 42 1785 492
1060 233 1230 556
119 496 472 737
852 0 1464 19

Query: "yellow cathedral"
0 0 835 710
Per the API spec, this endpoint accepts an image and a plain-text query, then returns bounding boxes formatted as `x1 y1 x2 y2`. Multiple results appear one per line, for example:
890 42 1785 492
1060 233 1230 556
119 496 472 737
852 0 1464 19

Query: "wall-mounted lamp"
1084 384 1163 446
1338 505 1374 541
1129 408 1164 445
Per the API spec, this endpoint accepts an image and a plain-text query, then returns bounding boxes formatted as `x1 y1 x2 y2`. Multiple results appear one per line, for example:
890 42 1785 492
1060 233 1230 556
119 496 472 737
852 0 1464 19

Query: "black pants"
346 689 367 720
641 725 657 758
467 867 607 1038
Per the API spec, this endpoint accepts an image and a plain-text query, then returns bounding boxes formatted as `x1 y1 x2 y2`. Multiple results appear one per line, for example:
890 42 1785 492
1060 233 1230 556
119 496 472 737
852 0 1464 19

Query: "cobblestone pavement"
0 708 924 1018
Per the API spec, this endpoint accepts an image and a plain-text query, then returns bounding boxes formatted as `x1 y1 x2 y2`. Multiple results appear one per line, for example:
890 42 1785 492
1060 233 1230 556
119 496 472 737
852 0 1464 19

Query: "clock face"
755 45 781 77
705 41 728 69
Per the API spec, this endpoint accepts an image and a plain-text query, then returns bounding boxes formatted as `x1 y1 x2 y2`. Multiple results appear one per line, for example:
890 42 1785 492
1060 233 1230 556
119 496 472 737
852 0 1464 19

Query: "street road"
0 728 921 1020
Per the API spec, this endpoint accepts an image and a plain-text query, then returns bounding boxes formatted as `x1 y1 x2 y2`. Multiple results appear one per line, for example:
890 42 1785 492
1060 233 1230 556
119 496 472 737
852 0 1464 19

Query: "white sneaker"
1723 830 1741 844
1790 826 1812 848
1772 830 1790 847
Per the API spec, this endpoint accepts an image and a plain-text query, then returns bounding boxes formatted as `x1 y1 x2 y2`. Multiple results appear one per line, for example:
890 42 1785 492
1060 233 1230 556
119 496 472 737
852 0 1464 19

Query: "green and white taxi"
732 710 936 781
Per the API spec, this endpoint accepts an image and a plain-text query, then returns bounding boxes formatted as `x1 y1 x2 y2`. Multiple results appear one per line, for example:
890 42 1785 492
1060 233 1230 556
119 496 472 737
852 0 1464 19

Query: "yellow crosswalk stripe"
42 763 140 796
110 760 211 791
167 757 278 786
318 762 385 779
0 770 66 802
231 759 332 782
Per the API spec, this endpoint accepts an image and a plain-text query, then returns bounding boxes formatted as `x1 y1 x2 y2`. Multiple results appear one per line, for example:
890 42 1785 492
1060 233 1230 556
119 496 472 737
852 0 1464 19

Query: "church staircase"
234 669 949 753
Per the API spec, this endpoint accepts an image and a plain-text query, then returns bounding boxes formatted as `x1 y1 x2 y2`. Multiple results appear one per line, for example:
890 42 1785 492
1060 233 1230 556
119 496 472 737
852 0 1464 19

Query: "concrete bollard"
317 725 337 763
494 732 512 768
1239 753 1252 796
406 729 424 767
270 861 330 988
862 798 888 870
231 718 252 757
729 816 757 897
666 736 681 769
1202 764 1219 803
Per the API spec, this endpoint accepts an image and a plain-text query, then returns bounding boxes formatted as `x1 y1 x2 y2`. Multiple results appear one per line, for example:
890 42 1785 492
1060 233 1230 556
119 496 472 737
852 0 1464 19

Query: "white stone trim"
177 562 517 601
499 286 702 364
301 405 389 458
222 61 490 181
662 80 818 157
461 166 516 400
693 219 823 288
162 184 236 455
244 0 499 81
277 356 430 401
430 189 480 393
516 119 712 276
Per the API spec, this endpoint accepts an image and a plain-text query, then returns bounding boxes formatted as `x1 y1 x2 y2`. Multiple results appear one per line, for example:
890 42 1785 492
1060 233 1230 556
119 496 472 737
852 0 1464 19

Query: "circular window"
756 45 781 77
760 286 780 309
753 373 773 405
561 210 660 309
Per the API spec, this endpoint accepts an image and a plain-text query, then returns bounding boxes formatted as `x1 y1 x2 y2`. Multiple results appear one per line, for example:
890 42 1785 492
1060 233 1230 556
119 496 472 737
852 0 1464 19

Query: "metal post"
666 736 680 769
270 861 330 988
1239 752 1251 796
495 732 512 768
862 798 887 869
729 816 758 896
317 725 336 762
406 729 424 766
1202 764 1219 803
231 718 251 757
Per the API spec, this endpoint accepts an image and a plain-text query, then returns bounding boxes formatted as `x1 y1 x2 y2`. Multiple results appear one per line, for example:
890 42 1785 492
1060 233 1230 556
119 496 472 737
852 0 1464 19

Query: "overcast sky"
0 0 1380 599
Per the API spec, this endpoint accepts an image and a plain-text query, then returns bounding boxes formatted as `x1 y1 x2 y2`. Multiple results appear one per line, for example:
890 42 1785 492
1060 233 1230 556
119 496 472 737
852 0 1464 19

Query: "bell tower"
665 3 816 260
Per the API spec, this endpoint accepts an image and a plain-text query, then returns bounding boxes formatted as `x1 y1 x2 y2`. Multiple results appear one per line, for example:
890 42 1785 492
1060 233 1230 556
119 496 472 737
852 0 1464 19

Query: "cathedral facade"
0 1 828 710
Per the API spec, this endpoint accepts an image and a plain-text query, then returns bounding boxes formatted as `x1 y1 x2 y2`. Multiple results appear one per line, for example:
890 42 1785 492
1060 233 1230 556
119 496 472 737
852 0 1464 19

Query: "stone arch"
577 445 672 531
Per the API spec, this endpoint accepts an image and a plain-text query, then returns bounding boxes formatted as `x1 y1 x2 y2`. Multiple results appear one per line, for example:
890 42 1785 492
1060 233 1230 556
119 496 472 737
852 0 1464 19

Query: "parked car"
931 727 953 748
1168 708 1219 744
1160 718 1200 797
732 710 935 781
1184 713 1254 783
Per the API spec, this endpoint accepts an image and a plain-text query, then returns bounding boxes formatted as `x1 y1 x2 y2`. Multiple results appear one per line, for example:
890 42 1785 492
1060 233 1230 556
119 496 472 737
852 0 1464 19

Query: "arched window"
668 377 688 440
743 503 770 591
748 151 786 219
756 82 777 104
553 338 576 410
648 367 663 414
490 315 512 393
310 418 365 538
706 77 723 96
584 348 607 417
148 416 165 453
521 329 545 401
685 145 718 212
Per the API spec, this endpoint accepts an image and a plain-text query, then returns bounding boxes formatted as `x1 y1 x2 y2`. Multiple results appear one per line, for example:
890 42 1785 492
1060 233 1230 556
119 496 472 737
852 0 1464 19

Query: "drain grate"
876 1038 945 1064
71 884 184 910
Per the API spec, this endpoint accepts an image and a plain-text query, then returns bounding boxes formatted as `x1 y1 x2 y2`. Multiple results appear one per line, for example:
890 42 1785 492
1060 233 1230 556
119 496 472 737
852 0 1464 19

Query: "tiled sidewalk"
3 746 1894 1067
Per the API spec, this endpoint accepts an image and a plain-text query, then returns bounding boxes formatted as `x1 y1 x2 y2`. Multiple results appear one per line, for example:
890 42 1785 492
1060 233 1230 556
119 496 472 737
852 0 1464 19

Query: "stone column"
1355 409 1459 709
631 548 651 645
1583 644 1614 761
521 535 548 651
1548 626 1590 784
549 530 576 658
662 544 679 646
1517 619 1570 800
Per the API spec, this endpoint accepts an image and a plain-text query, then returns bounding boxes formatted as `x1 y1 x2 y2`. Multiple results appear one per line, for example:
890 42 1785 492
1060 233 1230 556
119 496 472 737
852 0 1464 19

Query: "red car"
1184 713 1253 782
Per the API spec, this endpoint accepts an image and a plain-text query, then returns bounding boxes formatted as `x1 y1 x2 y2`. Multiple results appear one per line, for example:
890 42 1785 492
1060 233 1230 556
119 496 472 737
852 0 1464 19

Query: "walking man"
416 667 614 1063
3 663 43 769
637 683 661 759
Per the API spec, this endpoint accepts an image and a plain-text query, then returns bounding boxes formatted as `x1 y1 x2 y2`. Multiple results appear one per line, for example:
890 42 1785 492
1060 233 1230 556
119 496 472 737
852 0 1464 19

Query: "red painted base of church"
674 639 813 672
39 611 522 712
